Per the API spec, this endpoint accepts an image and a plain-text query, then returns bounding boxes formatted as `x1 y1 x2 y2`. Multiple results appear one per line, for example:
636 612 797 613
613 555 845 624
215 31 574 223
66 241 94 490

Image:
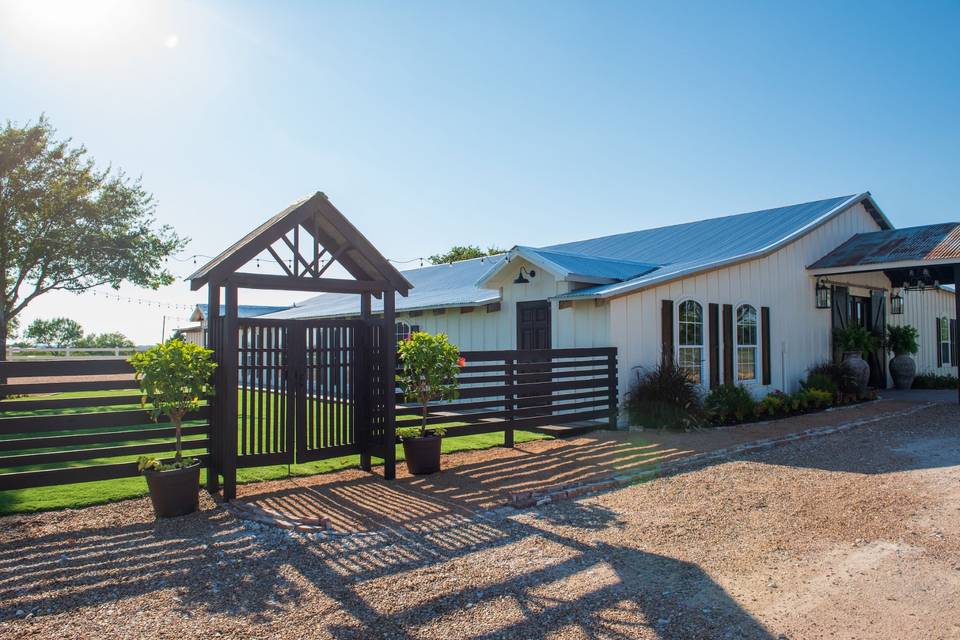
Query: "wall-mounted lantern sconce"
513 267 536 284
890 289 904 315
815 279 831 309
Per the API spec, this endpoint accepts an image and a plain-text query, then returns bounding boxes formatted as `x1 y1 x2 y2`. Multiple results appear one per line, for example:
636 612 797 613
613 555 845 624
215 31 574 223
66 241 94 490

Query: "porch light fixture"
890 289 904 315
815 279 831 309
513 267 536 284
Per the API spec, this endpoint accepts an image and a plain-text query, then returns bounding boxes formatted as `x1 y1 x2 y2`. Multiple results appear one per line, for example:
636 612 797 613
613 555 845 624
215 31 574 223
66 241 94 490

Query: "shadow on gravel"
0 493 775 639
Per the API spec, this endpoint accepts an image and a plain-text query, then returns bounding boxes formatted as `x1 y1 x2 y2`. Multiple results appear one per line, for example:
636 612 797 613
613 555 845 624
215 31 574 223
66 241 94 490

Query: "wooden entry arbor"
188 192 411 499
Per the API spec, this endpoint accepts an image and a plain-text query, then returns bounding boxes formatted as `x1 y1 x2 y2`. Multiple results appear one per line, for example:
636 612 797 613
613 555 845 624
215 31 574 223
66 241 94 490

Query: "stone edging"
509 402 934 510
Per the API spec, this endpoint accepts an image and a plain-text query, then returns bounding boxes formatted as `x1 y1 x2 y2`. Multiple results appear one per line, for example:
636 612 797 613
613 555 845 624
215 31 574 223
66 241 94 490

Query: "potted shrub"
833 325 879 394
396 332 464 475
885 324 920 390
130 339 216 518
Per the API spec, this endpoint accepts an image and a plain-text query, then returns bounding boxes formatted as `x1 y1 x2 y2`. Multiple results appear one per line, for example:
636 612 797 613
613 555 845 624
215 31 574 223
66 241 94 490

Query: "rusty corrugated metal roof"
809 223 960 269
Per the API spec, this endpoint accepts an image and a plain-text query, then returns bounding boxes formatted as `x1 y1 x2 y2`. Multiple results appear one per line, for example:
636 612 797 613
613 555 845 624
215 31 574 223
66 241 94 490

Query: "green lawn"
0 390 548 515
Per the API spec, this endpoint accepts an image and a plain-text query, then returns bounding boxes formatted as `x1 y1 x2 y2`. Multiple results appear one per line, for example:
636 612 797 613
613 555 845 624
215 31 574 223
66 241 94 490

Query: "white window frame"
395 321 411 343
734 303 759 384
675 298 705 385
940 318 952 366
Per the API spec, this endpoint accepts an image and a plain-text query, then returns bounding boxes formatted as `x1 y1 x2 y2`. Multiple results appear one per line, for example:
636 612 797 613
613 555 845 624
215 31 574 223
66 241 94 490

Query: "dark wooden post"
955 265 959 405
359 292 372 471
205 285 221 493
504 356 514 447
382 289 397 480
223 283 239 500
607 348 619 429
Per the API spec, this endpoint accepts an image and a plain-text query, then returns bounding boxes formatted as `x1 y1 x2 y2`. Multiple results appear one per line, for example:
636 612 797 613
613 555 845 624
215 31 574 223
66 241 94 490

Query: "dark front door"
517 300 551 350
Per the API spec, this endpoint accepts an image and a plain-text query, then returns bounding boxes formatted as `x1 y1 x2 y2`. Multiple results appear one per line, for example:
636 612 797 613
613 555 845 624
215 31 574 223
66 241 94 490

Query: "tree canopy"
24 317 83 348
0 116 185 358
428 244 504 265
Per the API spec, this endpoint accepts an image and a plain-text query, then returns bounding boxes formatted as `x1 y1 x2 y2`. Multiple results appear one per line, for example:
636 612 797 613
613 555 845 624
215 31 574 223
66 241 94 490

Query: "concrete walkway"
880 388 959 404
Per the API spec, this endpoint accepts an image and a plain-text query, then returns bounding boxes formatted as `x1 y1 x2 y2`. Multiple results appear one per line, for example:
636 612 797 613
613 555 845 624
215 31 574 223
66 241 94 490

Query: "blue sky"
1 0 958 342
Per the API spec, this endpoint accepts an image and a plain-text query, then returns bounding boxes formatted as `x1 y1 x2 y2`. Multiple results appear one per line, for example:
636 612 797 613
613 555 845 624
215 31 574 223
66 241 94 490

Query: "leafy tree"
395 332 464 438
0 116 185 361
428 244 504 265
25 317 83 348
130 339 216 467
76 331 135 349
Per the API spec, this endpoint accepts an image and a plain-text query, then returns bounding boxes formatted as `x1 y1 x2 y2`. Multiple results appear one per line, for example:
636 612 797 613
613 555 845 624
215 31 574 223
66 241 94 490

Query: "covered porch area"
808 222 960 402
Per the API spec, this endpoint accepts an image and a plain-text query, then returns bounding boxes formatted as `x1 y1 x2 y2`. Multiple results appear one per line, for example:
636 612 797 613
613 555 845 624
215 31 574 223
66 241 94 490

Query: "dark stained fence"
395 347 618 441
0 358 209 491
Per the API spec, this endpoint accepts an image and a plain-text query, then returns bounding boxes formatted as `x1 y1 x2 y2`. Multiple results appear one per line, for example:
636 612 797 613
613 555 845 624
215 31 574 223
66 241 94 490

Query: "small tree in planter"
886 324 920 390
130 339 216 517
395 332 463 475
833 325 880 395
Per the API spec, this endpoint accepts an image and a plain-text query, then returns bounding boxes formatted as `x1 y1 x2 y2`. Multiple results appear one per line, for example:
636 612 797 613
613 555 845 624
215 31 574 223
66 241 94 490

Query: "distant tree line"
428 245 505 265
15 316 134 350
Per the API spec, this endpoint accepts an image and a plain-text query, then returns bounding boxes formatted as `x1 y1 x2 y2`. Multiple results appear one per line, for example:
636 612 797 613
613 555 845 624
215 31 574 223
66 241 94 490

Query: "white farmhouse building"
264 193 959 404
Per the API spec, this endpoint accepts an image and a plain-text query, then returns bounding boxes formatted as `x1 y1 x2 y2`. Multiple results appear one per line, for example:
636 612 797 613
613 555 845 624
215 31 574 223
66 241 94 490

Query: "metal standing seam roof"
808 223 960 269
264 255 505 319
270 192 889 318
191 304 290 322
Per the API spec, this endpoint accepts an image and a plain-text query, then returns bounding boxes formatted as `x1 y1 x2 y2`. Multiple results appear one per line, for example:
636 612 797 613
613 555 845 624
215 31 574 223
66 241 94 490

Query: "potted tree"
130 339 216 518
396 332 464 475
833 325 879 395
886 324 920 389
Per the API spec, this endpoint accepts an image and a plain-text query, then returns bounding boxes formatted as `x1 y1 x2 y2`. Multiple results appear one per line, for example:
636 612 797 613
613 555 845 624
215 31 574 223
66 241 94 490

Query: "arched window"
736 304 758 382
395 321 411 343
677 300 704 384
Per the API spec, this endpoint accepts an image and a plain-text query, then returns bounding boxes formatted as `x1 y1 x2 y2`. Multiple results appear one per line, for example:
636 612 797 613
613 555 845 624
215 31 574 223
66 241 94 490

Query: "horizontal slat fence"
0 358 209 491
395 347 618 441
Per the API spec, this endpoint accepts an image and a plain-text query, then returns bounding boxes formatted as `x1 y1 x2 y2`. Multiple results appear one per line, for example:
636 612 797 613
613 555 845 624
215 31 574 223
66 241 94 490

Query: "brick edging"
509 402 934 510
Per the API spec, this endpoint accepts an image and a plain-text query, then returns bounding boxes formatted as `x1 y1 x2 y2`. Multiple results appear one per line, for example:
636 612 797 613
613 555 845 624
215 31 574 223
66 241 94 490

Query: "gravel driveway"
2 402 959 639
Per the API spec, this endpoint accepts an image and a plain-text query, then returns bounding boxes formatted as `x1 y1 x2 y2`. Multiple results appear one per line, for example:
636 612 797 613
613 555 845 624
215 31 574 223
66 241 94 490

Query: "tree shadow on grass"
0 479 774 639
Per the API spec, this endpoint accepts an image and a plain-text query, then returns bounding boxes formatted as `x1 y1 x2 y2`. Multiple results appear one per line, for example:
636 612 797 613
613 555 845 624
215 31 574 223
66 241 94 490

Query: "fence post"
205 284 221 493
382 289 397 480
359 293 372 472
504 356 514 447
222 284 239 500
607 349 619 430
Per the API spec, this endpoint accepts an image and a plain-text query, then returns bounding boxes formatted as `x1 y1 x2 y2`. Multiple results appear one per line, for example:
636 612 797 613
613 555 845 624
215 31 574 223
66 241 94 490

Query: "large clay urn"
888 353 917 390
843 351 870 394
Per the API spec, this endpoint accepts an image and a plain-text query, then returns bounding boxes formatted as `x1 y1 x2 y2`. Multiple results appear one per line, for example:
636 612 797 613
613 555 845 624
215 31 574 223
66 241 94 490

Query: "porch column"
955 265 959 405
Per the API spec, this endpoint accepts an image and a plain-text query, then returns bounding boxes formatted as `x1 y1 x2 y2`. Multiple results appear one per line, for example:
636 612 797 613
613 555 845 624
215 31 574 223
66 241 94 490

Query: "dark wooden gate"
231 318 372 470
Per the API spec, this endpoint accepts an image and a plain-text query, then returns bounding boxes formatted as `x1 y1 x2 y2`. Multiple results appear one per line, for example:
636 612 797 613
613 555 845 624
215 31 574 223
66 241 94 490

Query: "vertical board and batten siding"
395 257 610 352
890 288 958 375
608 202 891 406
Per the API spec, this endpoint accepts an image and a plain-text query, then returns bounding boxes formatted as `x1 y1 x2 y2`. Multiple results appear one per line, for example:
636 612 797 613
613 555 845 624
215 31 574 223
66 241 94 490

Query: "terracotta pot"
144 463 200 518
842 351 870 394
889 353 917 390
402 435 442 475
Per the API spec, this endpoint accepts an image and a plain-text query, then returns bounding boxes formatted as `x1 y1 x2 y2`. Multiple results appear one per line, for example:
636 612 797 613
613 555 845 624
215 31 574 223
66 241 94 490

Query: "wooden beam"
225 272 388 294
281 232 318 277
266 245 294 277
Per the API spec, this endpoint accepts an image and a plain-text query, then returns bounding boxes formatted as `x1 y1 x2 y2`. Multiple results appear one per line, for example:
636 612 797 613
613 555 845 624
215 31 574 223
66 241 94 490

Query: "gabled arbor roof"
188 192 412 295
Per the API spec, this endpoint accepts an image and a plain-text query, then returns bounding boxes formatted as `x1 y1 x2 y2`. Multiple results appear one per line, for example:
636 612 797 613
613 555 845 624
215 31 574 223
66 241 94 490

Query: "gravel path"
2 402 959 639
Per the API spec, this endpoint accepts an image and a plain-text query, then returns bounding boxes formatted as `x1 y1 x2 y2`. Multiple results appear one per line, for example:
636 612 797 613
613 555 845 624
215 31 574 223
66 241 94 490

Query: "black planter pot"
402 435 442 475
144 463 200 518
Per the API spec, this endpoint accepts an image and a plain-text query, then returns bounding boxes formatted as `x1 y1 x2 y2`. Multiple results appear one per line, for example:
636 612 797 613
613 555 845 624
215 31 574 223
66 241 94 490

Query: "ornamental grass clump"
396 332 464 440
129 339 216 471
623 361 704 431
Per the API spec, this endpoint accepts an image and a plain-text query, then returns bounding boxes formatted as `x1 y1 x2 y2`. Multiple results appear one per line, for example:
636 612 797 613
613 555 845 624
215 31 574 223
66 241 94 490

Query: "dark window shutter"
709 303 720 388
761 307 772 385
832 286 849 362
936 317 943 367
411 325 420 333
722 304 733 385
661 300 674 366
951 319 958 365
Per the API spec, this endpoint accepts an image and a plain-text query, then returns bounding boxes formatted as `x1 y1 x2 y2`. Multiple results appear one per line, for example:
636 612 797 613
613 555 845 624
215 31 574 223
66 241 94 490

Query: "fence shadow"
1 494 774 639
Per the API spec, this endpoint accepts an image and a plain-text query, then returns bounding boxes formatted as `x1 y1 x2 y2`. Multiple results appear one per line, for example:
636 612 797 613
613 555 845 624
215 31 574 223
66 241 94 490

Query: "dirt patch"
2 403 959 639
